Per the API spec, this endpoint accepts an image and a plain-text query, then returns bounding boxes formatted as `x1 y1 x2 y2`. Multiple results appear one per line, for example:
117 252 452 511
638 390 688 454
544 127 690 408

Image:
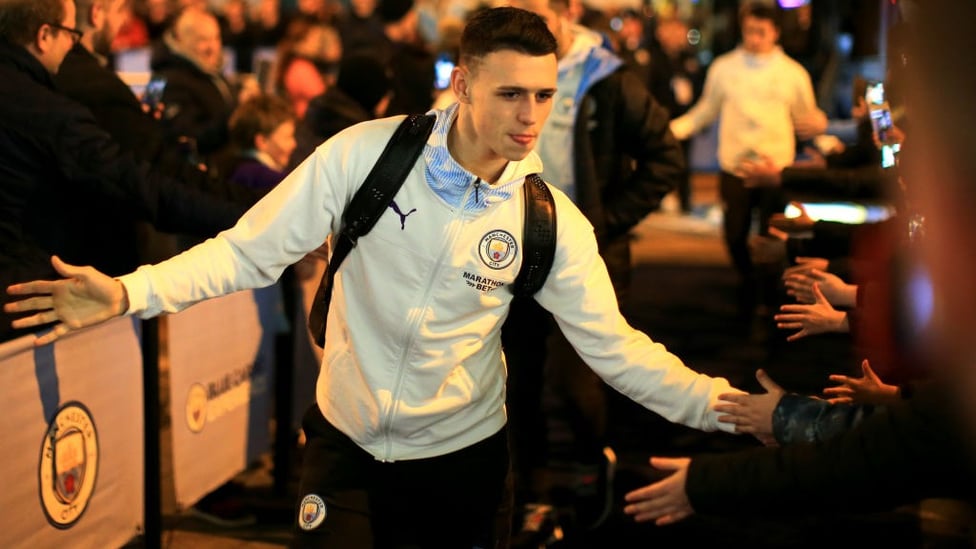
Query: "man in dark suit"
0 0 247 343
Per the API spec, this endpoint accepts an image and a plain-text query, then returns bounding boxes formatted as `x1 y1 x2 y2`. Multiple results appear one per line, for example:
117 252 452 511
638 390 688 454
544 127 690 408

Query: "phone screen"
143 76 167 109
865 81 885 106
869 107 893 142
434 53 455 91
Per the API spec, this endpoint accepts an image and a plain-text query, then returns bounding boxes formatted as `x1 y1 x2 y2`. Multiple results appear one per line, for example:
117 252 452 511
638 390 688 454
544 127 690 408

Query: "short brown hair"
459 7 557 68
229 94 295 150
0 0 66 46
739 1 781 29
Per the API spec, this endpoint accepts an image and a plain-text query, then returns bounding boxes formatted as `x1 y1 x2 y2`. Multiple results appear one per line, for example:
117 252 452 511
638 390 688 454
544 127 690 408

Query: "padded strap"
512 173 556 297
309 114 435 347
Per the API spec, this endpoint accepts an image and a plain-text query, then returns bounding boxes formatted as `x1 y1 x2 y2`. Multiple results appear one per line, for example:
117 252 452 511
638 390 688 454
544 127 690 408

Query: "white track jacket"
119 107 740 462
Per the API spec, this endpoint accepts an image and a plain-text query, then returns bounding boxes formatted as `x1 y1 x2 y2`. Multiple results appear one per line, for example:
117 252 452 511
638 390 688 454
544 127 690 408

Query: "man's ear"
31 23 55 56
254 132 269 153
451 65 470 104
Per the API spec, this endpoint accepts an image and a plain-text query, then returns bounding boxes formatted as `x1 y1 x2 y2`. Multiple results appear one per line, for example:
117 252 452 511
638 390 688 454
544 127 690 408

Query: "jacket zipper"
379 179 478 461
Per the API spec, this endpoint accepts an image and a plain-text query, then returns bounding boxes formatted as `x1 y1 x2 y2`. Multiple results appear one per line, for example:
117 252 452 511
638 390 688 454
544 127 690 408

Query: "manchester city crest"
298 494 327 530
185 383 208 433
38 401 99 529
479 230 517 269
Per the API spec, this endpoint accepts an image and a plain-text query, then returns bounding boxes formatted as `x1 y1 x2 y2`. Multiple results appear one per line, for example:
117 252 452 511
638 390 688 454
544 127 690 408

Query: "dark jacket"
572 64 685 291
686 382 976 514
150 43 236 159
290 86 373 170
53 44 260 274
0 42 244 343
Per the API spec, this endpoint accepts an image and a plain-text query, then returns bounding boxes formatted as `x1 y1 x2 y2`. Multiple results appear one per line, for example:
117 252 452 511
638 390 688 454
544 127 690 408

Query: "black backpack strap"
512 173 556 297
309 114 436 346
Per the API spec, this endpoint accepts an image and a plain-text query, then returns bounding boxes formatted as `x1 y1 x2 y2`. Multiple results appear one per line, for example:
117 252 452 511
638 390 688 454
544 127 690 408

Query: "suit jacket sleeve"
54 104 245 236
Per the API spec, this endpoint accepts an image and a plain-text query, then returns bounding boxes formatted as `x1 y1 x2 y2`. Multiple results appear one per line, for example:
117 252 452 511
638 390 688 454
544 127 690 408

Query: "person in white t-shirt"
670 2 827 323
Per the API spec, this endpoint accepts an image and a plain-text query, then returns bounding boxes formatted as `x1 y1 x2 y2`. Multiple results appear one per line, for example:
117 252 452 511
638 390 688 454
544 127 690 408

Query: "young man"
7 7 741 547
669 2 827 323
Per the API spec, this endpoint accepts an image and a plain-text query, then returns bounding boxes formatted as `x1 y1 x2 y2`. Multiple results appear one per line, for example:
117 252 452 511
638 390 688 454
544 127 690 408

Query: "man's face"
741 15 778 55
42 0 79 74
93 0 128 57
459 49 557 163
180 13 222 72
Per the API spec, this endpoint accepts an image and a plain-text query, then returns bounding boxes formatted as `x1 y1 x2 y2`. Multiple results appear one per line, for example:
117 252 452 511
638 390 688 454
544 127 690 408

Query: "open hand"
824 359 901 405
624 457 694 525
4 256 128 346
714 369 784 443
775 283 848 341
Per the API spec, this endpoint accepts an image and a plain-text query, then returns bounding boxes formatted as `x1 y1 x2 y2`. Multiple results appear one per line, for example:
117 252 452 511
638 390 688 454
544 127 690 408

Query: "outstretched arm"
4 256 128 346
623 457 694 525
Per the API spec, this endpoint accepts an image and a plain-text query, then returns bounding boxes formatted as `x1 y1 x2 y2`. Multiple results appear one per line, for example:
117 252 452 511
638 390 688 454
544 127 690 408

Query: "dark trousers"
291 405 513 548
501 297 607 505
719 171 786 314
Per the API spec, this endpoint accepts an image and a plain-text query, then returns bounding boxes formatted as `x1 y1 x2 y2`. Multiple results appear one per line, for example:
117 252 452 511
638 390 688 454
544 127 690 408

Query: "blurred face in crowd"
741 14 778 55
451 49 557 178
174 9 222 73
349 0 376 18
92 0 129 57
257 120 297 171
509 0 569 58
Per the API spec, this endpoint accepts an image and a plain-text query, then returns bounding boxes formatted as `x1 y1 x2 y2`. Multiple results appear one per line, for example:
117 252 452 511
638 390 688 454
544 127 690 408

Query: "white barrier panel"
166 286 278 509
0 317 145 549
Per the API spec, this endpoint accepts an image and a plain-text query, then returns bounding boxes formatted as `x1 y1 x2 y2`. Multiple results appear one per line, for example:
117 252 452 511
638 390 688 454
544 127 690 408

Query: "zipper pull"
473 178 481 204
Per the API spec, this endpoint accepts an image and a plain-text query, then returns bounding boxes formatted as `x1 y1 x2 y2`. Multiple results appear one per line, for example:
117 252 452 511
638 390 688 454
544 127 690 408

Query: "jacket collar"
0 41 56 89
423 103 544 212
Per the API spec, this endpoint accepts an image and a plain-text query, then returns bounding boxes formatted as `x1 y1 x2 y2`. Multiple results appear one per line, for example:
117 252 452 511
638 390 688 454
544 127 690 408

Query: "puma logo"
389 200 417 230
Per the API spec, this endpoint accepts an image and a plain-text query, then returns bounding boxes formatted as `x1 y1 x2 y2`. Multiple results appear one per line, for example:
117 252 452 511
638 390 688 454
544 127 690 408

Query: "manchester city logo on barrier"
38 401 99 529
185 383 208 433
479 230 517 270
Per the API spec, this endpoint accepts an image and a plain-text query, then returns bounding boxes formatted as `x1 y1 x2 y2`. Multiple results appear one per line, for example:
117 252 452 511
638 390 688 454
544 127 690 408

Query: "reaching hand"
769 202 815 234
4 256 128 346
740 155 782 188
748 227 788 265
714 369 784 443
783 256 829 278
774 283 849 342
823 359 901 405
623 457 694 525
784 268 857 307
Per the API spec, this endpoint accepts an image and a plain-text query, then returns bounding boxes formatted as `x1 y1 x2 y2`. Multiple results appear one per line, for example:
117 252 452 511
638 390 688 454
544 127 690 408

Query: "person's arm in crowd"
789 63 827 140
669 59 724 140
713 368 871 446
775 282 849 341
783 268 857 307
600 68 685 239
625 381 975 523
824 359 902 406
58 108 246 235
